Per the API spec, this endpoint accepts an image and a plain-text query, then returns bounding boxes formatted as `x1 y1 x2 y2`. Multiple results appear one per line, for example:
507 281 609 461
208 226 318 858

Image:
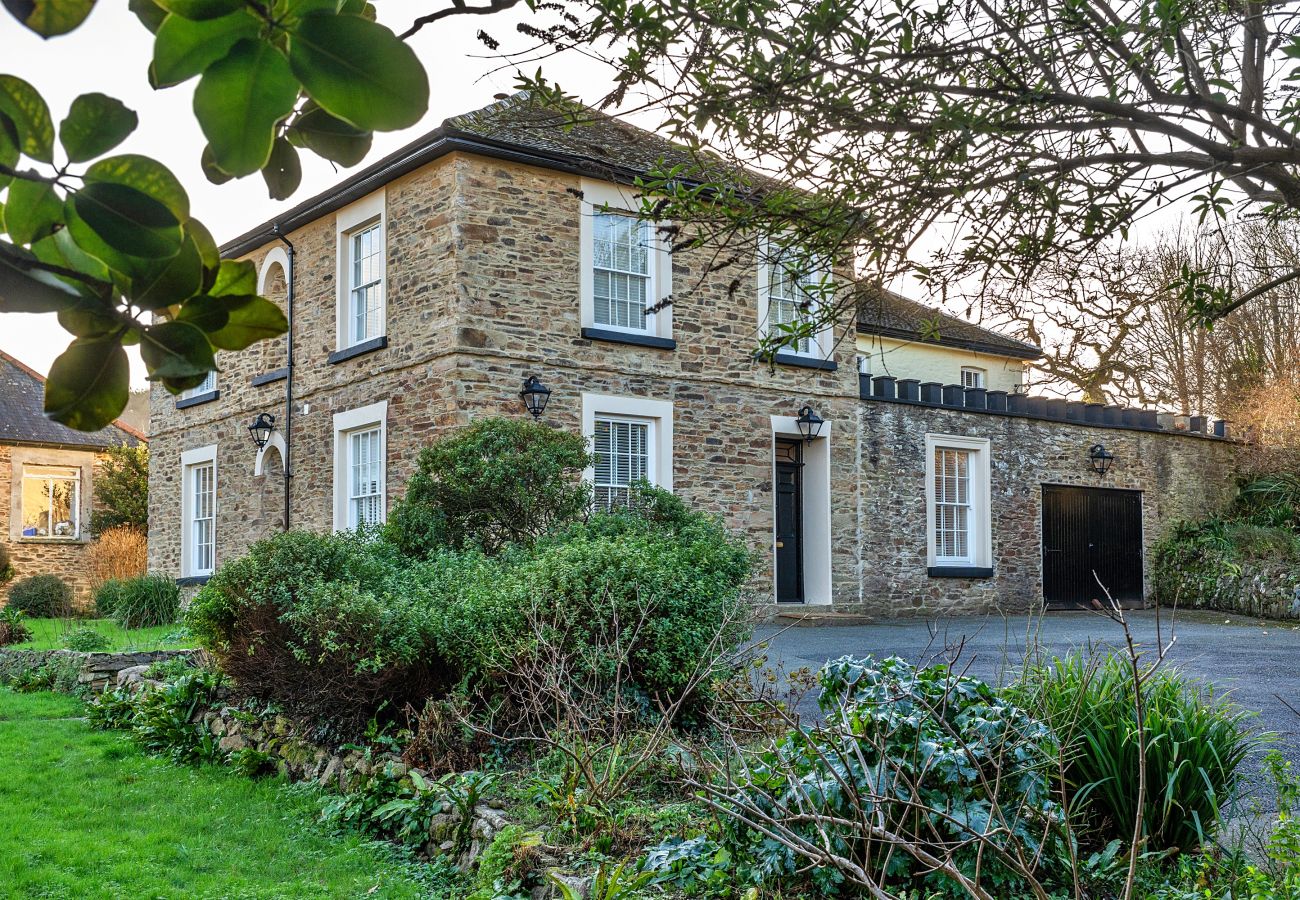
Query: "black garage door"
1041 485 1144 608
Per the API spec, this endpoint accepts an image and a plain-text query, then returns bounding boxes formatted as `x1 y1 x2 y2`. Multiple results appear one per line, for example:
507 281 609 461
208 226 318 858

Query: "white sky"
0 3 612 387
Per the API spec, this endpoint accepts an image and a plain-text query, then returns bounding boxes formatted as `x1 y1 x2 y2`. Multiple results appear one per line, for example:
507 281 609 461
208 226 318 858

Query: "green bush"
1016 654 1257 852
0 607 31 647
186 529 449 732
384 417 590 557
89 443 149 534
7 574 74 618
97 574 181 628
63 626 111 652
88 670 225 763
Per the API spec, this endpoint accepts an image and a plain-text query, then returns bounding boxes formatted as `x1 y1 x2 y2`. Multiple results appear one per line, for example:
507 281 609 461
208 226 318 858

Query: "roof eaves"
857 323 1043 361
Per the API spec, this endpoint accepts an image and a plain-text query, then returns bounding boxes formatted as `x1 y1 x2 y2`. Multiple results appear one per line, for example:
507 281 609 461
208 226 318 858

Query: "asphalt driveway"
755 608 1300 812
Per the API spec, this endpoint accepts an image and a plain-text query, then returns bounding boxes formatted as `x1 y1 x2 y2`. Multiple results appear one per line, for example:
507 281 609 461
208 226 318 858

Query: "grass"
0 689 432 899
11 617 195 651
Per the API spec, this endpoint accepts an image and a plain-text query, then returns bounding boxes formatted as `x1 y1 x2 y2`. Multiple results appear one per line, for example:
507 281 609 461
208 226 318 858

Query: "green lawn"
12 617 195 652
0 689 430 899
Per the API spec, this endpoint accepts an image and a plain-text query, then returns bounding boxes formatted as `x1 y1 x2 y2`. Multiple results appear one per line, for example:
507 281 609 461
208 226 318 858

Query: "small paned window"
21 466 79 539
189 461 215 574
933 448 971 563
349 222 384 345
592 212 651 331
961 367 986 389
593 417 649 508
348 427 383 527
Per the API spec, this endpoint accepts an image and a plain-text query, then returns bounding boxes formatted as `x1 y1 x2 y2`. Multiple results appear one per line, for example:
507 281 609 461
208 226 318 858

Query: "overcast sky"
0 4 610 387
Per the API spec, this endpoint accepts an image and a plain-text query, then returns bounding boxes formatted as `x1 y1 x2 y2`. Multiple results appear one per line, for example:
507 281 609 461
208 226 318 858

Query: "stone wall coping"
858 373 1233 441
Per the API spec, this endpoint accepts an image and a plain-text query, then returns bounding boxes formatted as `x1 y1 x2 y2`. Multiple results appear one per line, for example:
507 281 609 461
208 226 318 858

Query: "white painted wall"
856 334 1027 393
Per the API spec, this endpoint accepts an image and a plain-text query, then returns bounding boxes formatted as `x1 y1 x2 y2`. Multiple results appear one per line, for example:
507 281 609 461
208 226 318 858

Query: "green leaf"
151 9 259 88
58 93 138 163
139 319 214 379
0 112 18 189
128 228 203 310
204 294 287 350
0 75 54 162
154 0 242 19
0 244 82 312
65 181 183 277
83 154 189 221
285 103 371 165
58 297 121 337
262 136 302 199
174 293 230 332
3 175 63 244
44 335 131 430
288 12 428 131
194 38 299 177
206 259 257 299
200 143 235 185
185 217 221 292
128 0 166 31
2 0 95 37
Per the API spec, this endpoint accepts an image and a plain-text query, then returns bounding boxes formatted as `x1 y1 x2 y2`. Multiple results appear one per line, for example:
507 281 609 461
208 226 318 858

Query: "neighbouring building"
1 351 145 601
147 93 1242 617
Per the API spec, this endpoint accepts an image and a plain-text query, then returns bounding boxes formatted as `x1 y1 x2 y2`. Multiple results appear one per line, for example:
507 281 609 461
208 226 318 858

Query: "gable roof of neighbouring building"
221 93 1040 360
0 350 144 449
858 288 1043 360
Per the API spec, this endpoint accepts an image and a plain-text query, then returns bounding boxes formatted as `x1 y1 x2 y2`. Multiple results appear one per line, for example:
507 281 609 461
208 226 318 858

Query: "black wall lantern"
247 412 276 449
1088 443 1115 477
519 375 552 419
796 405 825 443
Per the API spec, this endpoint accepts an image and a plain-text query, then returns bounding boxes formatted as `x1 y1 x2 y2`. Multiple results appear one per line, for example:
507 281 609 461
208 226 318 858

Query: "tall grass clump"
87 525 147 591
1018 654 1257 851
96 575 181 628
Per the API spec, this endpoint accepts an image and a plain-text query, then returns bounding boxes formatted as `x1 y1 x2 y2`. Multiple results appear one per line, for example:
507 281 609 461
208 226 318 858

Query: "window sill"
251 367 289 386
927 566 994 579
176 575 212 587
328 335 388 365
176 390 219 409
581 327 676 351
771 352 838 372
16 536 83 544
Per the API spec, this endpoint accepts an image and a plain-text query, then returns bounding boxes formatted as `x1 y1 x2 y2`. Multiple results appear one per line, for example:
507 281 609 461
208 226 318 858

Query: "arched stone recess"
256 248 290 374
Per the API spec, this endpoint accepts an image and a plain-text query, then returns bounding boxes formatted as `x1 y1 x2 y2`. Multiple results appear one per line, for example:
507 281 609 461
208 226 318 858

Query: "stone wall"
1 443 109 603
0 648 196 691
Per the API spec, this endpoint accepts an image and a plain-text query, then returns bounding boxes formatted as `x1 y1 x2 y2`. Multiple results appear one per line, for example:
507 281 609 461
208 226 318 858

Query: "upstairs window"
961 367 986 389
760 243 831 357
348 427 384 527
592 213 652 332
593 416 650 509
21 466 79 539
349 222 384 345
180 370 217 400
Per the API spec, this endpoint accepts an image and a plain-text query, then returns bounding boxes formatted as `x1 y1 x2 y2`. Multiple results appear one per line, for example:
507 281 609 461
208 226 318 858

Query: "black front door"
775 439 804 603
1042 485 1144 608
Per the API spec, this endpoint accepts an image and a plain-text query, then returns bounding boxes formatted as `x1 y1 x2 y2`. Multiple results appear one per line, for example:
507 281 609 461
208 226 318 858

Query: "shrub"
1016 654 1257 852
7 574 74 618
89 670 225 763
63 626 111 652
0 607 31 647
87 525 147 591
384 417 590 557
98 574 181 628
186 529 449 732
0 542 13 585
89 443 149 534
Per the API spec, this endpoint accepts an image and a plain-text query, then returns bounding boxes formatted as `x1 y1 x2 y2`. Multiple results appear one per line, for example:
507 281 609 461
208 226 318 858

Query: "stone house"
1 351 145 601
147 94 1240 617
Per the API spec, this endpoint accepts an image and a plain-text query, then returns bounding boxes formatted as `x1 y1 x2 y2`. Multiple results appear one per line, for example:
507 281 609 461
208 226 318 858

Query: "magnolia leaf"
2 0 95 37
129 228 203 310
285 103 371 166
58 297 121 337
0 245 82 312
3 175 63 244
185 218 221 291
139 319 214 379
58 93 138 163
262 137 302 200
84 153 189 221
194 38 299 177
174 293 230 333
128 0 166 31
28 233 106 298
0 74 54 162
208 258 257 297
154 0 242 19
288 12 428 132
65 181 183 278
205 295 287 350
200 143 234 185
0 112 18 190
44 335 130 430
151 8 259 87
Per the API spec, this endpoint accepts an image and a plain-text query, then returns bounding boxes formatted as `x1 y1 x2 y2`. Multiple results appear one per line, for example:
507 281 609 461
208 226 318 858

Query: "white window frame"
20 465 81 540
180 444 217 577
591 415 654 509
578 179 673 340
332 401 388 530
924 434 992 571
961 367 987 389
180 370 217 400
334 189 387 351
757 240 833 359
581 394 673 503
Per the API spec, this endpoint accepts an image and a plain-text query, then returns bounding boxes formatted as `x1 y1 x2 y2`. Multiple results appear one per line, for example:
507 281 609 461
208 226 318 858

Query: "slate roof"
858 288 1042 360
0 351 144 449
